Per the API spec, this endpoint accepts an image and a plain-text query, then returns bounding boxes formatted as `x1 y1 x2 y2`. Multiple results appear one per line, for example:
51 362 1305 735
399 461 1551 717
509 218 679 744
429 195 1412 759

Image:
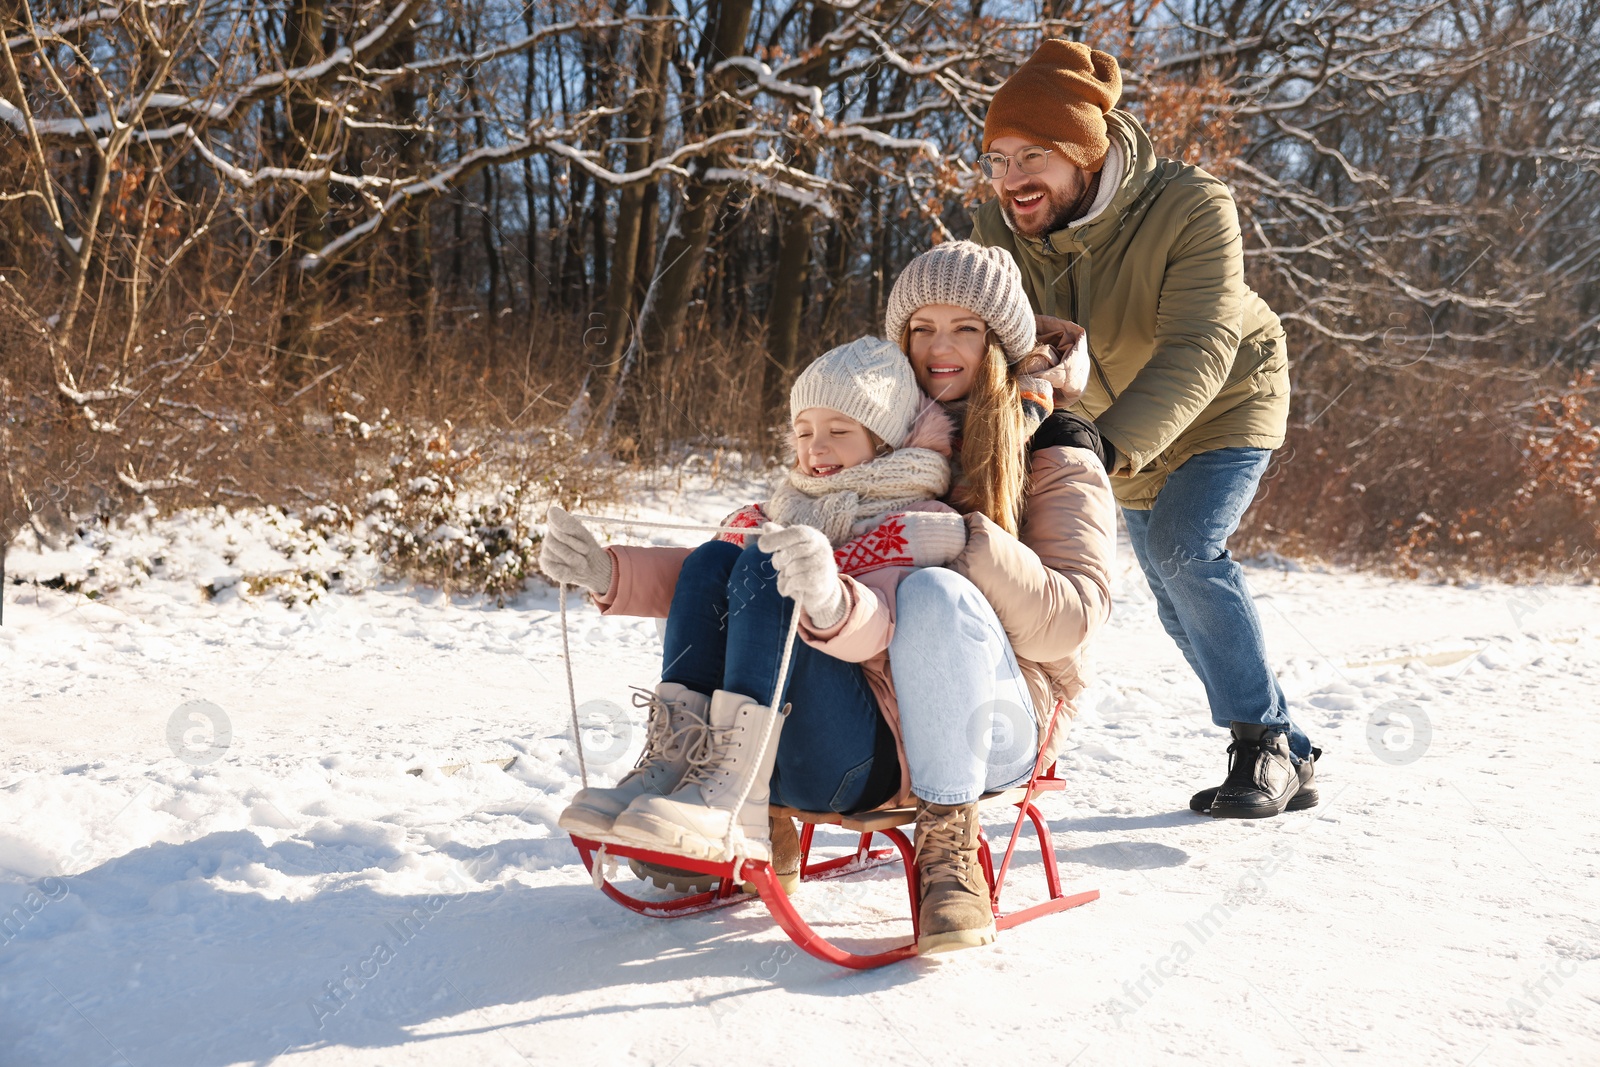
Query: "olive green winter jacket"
971 109 1290 509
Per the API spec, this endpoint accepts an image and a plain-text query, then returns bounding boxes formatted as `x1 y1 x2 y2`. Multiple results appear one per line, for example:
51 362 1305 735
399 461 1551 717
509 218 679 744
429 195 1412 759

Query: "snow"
2 469 1598 1066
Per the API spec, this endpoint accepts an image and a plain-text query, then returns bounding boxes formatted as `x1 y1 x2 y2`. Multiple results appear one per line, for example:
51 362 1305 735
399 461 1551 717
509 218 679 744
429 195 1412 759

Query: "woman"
878 239 1116 951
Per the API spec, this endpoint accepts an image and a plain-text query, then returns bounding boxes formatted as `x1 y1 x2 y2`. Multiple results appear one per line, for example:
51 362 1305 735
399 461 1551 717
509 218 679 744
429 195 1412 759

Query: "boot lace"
916 808 975 884
677 719 744 792
621 687 707 781
1223 732 1287 789
1225 736 1265 771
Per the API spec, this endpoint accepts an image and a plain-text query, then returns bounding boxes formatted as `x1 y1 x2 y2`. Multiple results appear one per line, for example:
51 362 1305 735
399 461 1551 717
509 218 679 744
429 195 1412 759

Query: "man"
969 39 1320 818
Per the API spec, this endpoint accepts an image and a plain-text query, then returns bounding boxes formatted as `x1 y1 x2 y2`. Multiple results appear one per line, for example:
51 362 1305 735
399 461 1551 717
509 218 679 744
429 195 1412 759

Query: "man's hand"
539 506 615 595
757 523 848 629
1033 313 1090 403
1031 411 1118 473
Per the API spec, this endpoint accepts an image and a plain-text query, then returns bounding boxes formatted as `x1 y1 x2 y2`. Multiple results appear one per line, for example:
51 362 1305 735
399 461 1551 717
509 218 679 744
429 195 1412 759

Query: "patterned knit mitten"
836 511 968 575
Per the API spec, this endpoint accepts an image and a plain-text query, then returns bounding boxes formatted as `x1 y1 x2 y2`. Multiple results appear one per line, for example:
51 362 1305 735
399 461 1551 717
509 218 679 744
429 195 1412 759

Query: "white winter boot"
557 683 710 841
610 689 785 863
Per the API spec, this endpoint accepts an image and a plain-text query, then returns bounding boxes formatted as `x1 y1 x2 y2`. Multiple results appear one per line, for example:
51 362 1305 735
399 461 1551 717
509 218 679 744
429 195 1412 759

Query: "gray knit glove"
539 505 615 595
757 523 848 630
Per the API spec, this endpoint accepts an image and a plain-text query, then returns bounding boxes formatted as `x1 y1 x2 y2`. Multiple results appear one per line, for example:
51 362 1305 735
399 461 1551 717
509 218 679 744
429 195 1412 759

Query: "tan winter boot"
611 690 785 863
557 683 709 841
742 815 802 896
913 800 996 955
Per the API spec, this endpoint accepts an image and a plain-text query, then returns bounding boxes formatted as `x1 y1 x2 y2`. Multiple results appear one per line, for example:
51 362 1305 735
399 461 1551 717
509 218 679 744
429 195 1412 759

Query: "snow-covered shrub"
5 411 632 604
7 502 380 604
358 423 540 602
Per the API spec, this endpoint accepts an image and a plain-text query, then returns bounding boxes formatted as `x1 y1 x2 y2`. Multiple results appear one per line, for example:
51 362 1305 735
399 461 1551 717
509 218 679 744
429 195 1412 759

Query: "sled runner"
569 758 1099 970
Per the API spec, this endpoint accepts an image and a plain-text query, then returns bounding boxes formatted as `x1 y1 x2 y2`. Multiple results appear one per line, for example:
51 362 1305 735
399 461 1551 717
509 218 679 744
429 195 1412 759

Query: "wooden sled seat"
772 784 1041 835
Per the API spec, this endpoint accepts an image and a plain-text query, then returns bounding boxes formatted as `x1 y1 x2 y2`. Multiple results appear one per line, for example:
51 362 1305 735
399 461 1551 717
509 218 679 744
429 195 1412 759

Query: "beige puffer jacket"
809 442 1116 777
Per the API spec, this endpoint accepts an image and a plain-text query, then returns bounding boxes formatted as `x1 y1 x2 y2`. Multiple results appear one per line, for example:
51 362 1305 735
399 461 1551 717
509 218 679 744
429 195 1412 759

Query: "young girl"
540 337 965 881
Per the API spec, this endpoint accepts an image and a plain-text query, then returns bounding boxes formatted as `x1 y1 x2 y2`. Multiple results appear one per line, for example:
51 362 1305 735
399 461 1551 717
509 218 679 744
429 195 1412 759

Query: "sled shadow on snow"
0 828 924 1066
1046 809 1196 834
1043 812 1193 871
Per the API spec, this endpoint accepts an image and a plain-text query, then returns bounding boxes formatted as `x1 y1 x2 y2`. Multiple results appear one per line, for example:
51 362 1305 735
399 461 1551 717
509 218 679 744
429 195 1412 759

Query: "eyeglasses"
977 147 1052 180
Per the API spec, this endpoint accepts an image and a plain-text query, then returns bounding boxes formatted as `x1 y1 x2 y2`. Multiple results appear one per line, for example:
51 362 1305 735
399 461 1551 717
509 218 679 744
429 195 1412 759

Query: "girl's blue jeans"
660 540 898 813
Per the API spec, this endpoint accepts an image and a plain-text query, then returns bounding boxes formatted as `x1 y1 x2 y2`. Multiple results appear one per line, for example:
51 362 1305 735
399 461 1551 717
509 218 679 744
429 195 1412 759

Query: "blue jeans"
660 540 899 813
1121 447 1312 760
889 568 1039 805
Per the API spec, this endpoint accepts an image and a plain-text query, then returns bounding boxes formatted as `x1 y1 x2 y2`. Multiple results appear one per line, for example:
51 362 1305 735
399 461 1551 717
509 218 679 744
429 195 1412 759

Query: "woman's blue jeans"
660 540 899 813
1121 447 1313 760
890 568 1039 805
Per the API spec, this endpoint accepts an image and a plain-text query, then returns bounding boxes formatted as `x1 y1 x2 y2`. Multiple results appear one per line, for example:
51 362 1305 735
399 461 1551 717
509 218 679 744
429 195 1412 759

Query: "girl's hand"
539 506 615 595
757 523 848 629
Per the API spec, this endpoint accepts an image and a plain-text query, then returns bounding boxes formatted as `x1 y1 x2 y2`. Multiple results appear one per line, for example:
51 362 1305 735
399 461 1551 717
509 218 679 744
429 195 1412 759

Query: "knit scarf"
765 447 951 546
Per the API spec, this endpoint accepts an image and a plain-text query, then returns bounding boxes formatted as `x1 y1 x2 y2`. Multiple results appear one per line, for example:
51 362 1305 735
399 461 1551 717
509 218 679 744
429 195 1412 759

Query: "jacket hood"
1037 110 1159 254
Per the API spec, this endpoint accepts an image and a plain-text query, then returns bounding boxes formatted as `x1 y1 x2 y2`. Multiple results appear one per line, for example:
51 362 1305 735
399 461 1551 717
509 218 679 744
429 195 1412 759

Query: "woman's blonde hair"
901 325 1028 536
962 335 1029 536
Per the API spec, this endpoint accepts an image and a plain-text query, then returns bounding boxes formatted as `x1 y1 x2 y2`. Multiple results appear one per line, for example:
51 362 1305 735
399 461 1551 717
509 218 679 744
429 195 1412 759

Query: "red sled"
569 761 1098 970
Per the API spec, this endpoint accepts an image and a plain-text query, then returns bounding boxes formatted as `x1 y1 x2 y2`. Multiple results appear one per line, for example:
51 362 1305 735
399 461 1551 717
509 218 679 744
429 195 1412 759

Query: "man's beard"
999 173 1092 237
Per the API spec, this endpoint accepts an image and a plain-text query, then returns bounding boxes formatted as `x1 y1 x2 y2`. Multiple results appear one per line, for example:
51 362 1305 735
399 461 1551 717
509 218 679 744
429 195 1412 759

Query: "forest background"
3 0 1597 589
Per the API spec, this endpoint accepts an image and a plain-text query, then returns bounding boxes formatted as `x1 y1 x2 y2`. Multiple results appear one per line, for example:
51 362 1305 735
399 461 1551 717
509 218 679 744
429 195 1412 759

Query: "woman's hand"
539 506 615 595
758 523 848 629
889 511 968 567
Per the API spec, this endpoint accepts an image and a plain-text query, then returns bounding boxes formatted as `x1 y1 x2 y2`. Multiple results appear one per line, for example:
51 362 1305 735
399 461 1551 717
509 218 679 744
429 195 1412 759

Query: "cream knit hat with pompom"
884 240 1037 363
789 336 924 449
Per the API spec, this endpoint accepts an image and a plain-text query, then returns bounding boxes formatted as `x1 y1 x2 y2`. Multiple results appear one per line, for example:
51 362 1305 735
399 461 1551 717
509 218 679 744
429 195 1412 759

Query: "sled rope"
570 513 757 537
559 582 589 789
723 607 801 874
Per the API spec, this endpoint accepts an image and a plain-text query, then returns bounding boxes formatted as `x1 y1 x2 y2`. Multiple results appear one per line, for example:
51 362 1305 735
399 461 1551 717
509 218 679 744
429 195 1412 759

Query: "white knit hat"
790 336 924 449
884 240 1037 363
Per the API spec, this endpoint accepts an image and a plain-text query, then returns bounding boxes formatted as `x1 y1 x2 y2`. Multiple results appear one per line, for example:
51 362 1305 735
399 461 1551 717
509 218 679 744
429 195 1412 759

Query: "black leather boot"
1191 745 1320 814
1194 724 1308 819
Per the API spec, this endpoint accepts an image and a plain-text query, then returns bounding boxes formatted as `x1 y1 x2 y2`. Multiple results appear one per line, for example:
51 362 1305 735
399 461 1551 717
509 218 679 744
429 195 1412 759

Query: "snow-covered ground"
2 472 1597 1067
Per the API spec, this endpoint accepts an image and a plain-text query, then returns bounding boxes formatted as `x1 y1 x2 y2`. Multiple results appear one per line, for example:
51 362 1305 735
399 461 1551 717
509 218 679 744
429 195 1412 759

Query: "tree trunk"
600 0 673 371
522 3 540 313
561 168 589 308
763 206 815 408
388 25 433 346
761 3 834 409
633 0 755 358
484 165 501 326
278 0 331 383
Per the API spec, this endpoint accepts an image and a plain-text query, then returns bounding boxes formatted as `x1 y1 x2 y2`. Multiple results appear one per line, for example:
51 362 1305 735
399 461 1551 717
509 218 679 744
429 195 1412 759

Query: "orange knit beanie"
983 40 1122 173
